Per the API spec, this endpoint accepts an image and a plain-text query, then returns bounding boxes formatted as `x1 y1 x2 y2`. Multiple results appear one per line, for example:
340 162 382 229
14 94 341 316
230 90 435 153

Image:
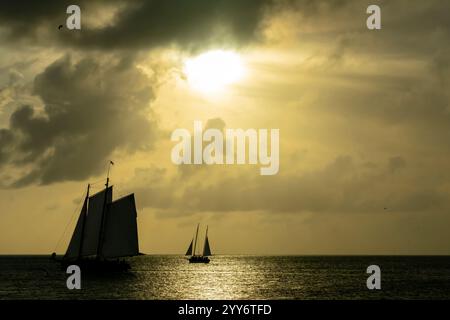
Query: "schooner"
185 224 212 263
58 164 140 271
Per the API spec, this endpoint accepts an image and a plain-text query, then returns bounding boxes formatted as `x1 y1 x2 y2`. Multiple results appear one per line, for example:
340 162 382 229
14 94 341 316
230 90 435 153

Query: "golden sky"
1 0 450 255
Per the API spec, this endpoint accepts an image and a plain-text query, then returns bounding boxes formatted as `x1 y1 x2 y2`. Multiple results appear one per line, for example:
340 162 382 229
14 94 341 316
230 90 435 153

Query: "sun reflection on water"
2 255 450 299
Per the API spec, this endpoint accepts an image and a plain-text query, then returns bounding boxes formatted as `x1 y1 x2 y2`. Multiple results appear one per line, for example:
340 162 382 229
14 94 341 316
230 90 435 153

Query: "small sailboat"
57 163 140 272
185 224 212 263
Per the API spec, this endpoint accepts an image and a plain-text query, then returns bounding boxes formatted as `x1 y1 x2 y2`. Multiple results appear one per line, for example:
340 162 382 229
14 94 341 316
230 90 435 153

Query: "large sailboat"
185 224 212 263
57 168 140 271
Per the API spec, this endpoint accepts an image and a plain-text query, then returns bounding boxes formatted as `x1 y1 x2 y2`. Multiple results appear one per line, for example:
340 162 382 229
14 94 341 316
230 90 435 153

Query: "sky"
1 0 450 255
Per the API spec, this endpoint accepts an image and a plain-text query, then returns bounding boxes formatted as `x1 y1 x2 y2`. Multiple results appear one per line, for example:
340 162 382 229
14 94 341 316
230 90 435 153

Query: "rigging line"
88 185 104 191
53 188 86 253
89 182 110 190
89 179 107 185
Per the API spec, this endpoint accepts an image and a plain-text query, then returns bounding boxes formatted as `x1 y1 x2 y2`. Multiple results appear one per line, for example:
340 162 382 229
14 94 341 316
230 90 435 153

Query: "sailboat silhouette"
186 224 211 263
55 162 140 271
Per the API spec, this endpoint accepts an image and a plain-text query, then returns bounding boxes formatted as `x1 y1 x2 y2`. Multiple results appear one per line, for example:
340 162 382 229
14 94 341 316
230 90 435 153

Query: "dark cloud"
205 117 226 131
0 54 157 186
127 155 449 216
0 0 68 38
1 0 450 54
0 129 14 163
174 117 227 178
72 0 272 50
0 0 273 50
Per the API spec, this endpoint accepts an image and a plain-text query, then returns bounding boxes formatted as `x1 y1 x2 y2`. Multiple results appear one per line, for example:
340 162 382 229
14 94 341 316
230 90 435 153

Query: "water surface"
1 255 449 299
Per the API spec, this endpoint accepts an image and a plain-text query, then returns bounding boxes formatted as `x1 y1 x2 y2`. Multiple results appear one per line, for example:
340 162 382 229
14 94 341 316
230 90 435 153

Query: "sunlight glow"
184 50 245 93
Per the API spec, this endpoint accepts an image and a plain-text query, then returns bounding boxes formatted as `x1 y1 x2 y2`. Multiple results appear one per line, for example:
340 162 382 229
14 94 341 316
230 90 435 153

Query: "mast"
77 184 90 259
192 223 199 257
96 161 113 259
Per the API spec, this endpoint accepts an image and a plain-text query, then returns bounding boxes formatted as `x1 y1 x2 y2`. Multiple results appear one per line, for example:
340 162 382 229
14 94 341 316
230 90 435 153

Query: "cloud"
127 155 449 216
0 0 273 51
0 0 278 187
2 0 450 54
1 0 450 207
205 117 226 131
0 54 157 186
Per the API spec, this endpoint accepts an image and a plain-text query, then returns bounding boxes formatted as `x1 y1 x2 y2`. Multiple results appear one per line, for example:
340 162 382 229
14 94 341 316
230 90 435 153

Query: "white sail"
80 187 112 256
203 236 211 256
185 239 193 256
64 196 87 259
101 194 139 258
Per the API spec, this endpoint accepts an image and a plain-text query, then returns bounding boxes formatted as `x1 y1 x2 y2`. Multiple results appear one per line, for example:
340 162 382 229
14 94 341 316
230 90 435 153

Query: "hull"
59 258 131 272
188 256 210 263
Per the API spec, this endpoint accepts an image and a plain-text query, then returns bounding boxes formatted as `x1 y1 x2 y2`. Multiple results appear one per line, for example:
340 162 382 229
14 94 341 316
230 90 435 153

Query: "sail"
64 196 87 259
203 236 211 256
193 223 199 256
185 239 193 256
80 187 112 256
101 194 139 258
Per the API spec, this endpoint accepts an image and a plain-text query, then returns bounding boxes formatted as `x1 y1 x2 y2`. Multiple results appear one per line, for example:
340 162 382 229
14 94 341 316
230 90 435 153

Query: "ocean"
1 255 449 299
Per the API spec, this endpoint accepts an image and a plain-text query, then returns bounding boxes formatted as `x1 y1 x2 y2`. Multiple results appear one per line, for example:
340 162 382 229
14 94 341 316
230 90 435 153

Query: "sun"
184 50 245 93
